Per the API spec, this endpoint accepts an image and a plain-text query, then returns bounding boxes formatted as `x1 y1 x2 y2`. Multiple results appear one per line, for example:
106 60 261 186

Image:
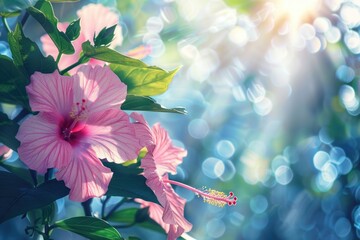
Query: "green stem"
29 169 38 186
44 168 53 182
103 198 128 221
2 17 11 33
21 12 29 26
82 198 93 216
59 55 88 75
56 53 62 64
13 108 30 123
101 196 111 219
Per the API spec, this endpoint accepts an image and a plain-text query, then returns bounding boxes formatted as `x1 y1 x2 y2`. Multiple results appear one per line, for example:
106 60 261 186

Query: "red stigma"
229 192 234 197
82 99 86 102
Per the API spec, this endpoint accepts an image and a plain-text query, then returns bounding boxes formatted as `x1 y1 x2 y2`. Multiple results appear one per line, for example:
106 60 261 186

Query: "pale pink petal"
130 112 154 148
77 3 123 47
135 199 170 233
141 149 192 238
16 113 72 173
162 176 192 232
73 65 127 114
85 109 140 163
56 147 113 202
152 123 187 176
27 71 73 116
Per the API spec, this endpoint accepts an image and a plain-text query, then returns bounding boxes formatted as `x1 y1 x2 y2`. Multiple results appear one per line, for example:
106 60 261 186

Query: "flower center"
163 179 237 207
62 99 88 142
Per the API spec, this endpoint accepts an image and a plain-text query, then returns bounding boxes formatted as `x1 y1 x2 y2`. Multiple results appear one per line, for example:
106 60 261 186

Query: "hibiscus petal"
85 109 140 163
135 199 171 233
73 65 127 114
16 113 72 173
130 112 154 148
141 151 192 238
56 148 113 202
77 3 123 47
27 70 74 116
152 123 187 176
162 176 192 232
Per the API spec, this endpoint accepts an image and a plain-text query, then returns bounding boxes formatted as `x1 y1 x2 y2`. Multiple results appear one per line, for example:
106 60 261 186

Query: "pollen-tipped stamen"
163 179 237 208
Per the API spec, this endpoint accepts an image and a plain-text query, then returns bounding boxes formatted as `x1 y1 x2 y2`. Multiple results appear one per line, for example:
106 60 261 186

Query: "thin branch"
103 198 128 221
2 17 11 33
101 196 111 219
81 198 93 216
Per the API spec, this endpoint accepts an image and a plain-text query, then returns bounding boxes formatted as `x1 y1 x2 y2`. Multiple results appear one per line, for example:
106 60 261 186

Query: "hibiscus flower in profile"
132 113 237 240
16 65 140 202
41 3 123 73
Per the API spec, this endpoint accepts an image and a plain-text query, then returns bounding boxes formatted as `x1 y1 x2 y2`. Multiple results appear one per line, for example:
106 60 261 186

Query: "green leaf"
0 55 29 108
108 208 165 235
8 24 57 76
224 0 265 13
0 112 20 151
110 65 179 96
27 0 74 54
55 216 123 240
0 10 21 17
94 25 116 47
82 41 179 96
0 161 34 184
104 162 159 203
122 95 186 114
0 171 69 223
0 0 36 13
26 203 56 239
50 0 79 2
82 41 147 66
65 18 80 41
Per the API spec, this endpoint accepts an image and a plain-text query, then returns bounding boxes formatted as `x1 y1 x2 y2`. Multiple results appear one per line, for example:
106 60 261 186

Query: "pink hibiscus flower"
16 65 140 202
131 113 237 240
41 3 123 73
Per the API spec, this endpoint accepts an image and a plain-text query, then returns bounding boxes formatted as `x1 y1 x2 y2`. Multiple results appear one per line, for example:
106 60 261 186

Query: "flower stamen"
163 179 237 207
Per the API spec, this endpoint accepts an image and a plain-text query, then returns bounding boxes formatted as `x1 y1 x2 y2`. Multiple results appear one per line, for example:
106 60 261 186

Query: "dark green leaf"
27 0 74 54
135 207 150 223
104 162 158 203
0 0 36 13
26 203 55 239
122 95 186 114
0 55 29 108
55 216 123 240
82 41 179 96
8 24 57 76
0 112 20 150
65 18 80 41
94 25 116 47
0 161 34 184
108 208 165 235
0 171 69 223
